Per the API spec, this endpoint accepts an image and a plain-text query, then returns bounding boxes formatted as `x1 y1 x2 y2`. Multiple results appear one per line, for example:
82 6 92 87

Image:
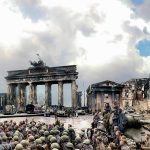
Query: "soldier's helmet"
50 130 55 135
48 135 53 140
35 138 42 145
40 136 46 143
28 135 35 142
62 131 68 136
66 142 74 148
53 129 60 135
34 134 39 139
20 140 29 147
79 131 84 136
42 126 47 131
68 127 74 132
83 139 91 145
32 127 38 132
15 144 24 150
44 131 49 136
63 129 69 133
81 128 85 132
39 129 44 135
50 137 57 143
60 135 69 142
75 136 81 143
51 143 60 149
2 135 7 141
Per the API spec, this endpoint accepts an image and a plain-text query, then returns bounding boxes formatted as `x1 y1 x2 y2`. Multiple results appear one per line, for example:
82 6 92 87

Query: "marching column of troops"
0 103 150 149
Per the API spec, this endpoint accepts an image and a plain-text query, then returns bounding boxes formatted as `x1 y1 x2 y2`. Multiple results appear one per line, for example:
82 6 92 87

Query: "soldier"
58 123 65 135
82 139 93 150
35 138 42 147
107 142 116 150
51 143 60 149
104 103 111 113
79 131 85 141
0 137 5 150
50 137 57 144
74 136 83 149
96 136 106 150
66 142 75 150
28 135 35 149
120 139 130 150
110 104 127 133
15 143 24 150
141 133 150 149
60 135 70 149
20 140 29 149
68 127 76 144
2 135 12 150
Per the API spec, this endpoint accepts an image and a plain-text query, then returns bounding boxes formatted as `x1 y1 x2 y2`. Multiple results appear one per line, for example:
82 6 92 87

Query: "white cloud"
0 0 150 96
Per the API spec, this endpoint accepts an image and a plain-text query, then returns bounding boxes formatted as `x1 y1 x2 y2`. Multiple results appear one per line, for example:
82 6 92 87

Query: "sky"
0 0 150 105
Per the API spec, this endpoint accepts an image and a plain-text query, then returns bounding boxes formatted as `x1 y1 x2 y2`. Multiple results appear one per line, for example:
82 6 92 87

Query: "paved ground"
0 115 93 134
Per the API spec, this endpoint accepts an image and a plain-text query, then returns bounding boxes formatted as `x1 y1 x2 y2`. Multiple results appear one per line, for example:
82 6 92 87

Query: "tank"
125 113 144 128
124 113 150 143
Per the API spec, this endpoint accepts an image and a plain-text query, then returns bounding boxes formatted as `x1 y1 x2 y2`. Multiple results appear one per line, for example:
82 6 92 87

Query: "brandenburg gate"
5 60 78 111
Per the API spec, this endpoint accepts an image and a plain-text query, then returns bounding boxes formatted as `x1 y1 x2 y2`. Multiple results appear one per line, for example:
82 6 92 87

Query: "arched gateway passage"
5 60 78 112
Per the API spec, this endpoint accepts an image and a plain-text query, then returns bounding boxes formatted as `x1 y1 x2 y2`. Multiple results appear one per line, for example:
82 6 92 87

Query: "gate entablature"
6 65 78 83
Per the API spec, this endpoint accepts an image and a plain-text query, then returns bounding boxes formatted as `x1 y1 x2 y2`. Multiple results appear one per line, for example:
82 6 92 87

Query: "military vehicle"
3 105 16 115
44 107 54 117
56 110 68 117
124 112 150 145
34 104 45 114
26 104 35 114
77 109 86 115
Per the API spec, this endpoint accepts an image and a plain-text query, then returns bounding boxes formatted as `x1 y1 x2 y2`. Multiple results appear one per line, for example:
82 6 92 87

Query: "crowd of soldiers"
0 102 150 149
91 102 150 150
0 118 93 150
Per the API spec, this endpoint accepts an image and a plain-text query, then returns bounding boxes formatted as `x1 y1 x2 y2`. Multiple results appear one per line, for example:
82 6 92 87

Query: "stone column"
112 89 115 101
8 84 17 106
45 82 52 107
32 84 37 104
92 92 96 113
29 82 33 104
20 84 26 106
7 84 13 105
58 81 63 106
100 91 104 111
71 80 77 109
18 84 21 103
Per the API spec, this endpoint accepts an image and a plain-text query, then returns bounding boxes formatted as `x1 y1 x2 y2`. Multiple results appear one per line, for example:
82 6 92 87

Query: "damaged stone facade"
86 80 124 113
5 61 78 112
122 78 150 110
87 78 150 112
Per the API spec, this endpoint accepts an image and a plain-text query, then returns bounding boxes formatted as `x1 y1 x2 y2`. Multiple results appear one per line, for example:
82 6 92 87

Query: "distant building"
86 80 123 113
76 91 82 108
0 93 7 111
122 78 150 107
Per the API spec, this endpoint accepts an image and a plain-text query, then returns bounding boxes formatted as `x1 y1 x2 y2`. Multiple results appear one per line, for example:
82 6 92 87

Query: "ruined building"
86 80 123 112
87 78 150 112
